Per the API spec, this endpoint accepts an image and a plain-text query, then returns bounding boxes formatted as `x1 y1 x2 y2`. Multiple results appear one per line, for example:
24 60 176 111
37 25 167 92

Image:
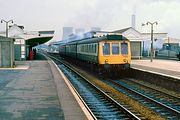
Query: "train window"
91 45 93 53
89 45 91 52
121 43 128 54
86 45 88 52
85 45 87 52
90 45 92 53
95 44 97 54
93 44 96 53
82 45 84 52
87 45 90 52
90 45 91 52
112 43 119 55
103 43 110 55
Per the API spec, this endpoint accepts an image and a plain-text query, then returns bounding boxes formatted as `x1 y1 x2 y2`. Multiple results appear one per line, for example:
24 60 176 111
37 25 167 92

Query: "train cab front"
98 40 131 70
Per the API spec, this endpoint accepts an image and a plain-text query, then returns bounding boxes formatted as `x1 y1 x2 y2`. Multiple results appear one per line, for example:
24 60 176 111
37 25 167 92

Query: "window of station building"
103 43 110 55
14 39 21 44
21 39 25 44
121 42 128 55
21 45 25 59
112 43 119 55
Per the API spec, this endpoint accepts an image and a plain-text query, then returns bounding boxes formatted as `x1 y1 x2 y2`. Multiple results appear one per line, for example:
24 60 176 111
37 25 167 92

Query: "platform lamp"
142 21 158 62
1 19 13 38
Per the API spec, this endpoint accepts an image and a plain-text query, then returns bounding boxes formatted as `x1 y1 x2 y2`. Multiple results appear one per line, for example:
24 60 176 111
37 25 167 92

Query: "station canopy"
25 31 54 47
26 36 53 47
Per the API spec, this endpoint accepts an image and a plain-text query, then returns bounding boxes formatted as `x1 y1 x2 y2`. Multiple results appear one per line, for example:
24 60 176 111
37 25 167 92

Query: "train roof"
50 40 67 45
77 34 128 44
64 34 128 45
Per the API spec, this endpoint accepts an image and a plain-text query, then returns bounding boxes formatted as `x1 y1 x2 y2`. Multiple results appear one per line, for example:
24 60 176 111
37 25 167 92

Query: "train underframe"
74 59 130 78
59 54 130 78
98 63 130 78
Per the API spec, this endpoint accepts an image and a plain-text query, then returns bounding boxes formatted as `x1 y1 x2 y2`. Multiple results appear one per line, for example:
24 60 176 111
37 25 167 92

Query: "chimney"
132 14 136 29
91 27 101 31
75 28 85 35
62 27 73 40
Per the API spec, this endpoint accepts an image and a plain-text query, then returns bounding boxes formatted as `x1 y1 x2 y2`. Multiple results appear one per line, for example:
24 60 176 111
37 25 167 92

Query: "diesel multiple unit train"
49 34 131 72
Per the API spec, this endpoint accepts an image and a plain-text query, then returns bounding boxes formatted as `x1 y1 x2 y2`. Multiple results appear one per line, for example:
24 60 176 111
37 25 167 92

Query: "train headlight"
105 59 108 64
123 59 127 63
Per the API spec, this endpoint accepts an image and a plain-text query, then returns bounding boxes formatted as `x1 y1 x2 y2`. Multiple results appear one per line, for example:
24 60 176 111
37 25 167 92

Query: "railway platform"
0 53 88 120
131 59 180 79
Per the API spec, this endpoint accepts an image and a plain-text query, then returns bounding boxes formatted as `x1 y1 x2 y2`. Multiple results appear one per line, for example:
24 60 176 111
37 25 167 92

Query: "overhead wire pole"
142 21 158 62
1 19 13 38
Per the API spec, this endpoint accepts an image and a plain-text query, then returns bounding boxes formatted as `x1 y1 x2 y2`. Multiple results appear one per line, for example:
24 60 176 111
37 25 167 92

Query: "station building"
0 24 54 61
113 27 167 59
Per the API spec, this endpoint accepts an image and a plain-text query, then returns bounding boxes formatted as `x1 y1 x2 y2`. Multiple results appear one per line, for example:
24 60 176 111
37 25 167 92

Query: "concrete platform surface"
131 59 180 79
0 60 88 120
0 61 30 70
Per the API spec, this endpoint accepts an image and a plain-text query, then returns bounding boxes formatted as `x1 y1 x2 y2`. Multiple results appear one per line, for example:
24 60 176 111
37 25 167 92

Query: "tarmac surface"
131 59 180 79
0 53 88 120
0 61 64 120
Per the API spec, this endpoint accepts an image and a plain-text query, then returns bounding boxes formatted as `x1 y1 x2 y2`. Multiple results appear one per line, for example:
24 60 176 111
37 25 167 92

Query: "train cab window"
103 43 110 55
112 43 119 55
121 43 128 54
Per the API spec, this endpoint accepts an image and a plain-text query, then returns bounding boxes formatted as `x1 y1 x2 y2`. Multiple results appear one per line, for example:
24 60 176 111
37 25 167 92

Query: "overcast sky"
0 0 180 41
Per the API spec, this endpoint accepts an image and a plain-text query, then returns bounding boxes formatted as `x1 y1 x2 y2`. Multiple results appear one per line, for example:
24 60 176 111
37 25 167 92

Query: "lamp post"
1 19 13 38
142 21 158 62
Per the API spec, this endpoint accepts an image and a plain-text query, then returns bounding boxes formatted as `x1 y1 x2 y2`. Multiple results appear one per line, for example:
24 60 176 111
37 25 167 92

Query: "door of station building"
14 44 21 61
0 41 11 67
130 41 141 59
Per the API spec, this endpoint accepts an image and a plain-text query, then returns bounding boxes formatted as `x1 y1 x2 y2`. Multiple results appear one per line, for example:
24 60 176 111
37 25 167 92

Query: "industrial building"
163 37 180 52
157 37 180 58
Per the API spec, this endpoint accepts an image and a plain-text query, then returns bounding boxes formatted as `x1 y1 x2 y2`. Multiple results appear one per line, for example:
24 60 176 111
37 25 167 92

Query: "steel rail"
109 80 180 118
124 78 180 101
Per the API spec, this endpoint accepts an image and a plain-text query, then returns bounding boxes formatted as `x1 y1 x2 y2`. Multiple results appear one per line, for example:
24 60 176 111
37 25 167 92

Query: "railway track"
103 79 180 119
45 52 180 119
123 78 180 110
46 53 140 120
